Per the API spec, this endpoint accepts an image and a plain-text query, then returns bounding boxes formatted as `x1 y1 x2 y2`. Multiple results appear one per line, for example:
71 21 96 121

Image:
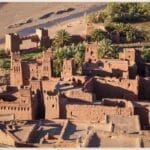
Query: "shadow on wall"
93 80 137 101
88 132 101 147
138 77 150 100
0 94 17 102
134 103 149 130
83 62 126 78
63 122 77 140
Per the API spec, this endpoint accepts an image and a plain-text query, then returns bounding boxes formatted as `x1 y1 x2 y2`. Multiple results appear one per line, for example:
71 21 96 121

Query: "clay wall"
5 28 50 53
0 87 34 120
36 28 50 48
45 94 60 119
83 59 130 78
119 48 136 65
28 62 41 80
5 33 22 53
64 90 94 103
93 77 138 100
30 80 41 92
10 61 23 87
42 78 59 93
0 103 32 120
10 52 23 87
66 103 133 122
42 49 52 79
61 59 76 79
84 43 98 62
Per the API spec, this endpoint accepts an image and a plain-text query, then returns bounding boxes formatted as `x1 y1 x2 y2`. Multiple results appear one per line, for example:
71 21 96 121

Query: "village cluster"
0 26 149 147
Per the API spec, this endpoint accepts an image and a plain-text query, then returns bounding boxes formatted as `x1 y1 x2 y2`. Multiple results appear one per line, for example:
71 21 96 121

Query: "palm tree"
141 47 150 62
125 24 137 42
98 39 119 59
91 29 107 43
113 23 126 43
53 29 70 47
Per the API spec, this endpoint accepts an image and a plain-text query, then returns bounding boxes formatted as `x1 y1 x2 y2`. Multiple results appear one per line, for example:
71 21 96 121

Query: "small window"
128 83 130 87
52 104 55 108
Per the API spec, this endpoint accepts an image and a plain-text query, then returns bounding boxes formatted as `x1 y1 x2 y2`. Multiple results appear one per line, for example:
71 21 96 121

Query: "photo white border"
0 0 150 2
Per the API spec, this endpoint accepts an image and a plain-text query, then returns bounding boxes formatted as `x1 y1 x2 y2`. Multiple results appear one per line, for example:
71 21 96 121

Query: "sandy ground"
0 3 106 49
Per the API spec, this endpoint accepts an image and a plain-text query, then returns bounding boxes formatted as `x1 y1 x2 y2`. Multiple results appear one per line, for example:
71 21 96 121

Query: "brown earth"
0 2 106 49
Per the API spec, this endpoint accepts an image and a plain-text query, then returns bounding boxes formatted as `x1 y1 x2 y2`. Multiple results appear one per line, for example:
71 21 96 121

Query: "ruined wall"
93 77 138 100
66 103 133 122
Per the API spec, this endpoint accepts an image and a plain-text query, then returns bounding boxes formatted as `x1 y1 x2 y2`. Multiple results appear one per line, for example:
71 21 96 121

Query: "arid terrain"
0 3 106 47
0 3 149 148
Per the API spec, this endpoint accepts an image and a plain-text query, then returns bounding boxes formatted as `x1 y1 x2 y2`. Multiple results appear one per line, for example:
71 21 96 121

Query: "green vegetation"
0 58 10 69
91 29 108 43
53 29 70 47
106 3 150 23
87 3 150 43
105 22 144 43
0 49 10 69
53 43 85 77
97 39 120 59
87 3 150 24
141 47 150 62
21 50 43 60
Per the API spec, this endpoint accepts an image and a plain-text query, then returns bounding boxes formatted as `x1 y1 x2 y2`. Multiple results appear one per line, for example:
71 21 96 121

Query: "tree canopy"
141 47 150 62
53 43 85 77
97 39 120 59
91 29 108 43
53 29 70 47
